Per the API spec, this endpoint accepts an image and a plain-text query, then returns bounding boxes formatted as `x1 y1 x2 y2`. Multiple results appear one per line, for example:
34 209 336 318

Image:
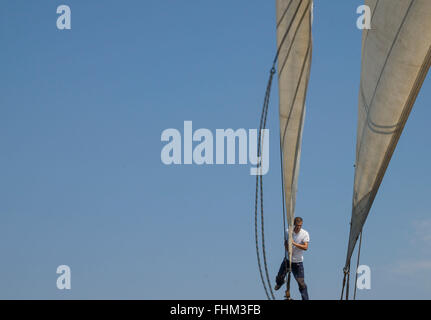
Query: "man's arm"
292 241 308 251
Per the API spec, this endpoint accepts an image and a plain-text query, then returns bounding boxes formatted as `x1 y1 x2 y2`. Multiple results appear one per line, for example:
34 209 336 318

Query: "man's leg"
292 262 309 300
275 258 289 288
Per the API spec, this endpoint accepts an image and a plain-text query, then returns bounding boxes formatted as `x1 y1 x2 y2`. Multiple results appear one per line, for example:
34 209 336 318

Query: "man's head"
294 217 303 233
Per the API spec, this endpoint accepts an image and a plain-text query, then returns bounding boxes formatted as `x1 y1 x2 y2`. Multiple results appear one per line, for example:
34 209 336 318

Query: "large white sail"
276 0 313 262
345 0 431 268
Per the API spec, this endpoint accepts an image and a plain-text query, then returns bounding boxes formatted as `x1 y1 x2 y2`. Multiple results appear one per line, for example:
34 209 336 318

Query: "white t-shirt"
285 228 310 263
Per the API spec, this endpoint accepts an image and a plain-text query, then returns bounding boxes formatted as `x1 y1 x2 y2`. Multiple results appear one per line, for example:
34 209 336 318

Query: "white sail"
276 0 313 262
345 0 431 268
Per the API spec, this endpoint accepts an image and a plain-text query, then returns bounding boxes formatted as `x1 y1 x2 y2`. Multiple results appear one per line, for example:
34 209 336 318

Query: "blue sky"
1 0 430 299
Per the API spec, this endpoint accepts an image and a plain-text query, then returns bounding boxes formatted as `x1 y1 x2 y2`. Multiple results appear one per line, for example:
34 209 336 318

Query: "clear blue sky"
1 0 430 299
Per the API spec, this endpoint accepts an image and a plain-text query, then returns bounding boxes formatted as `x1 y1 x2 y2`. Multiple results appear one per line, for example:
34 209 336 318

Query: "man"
274 217 310 300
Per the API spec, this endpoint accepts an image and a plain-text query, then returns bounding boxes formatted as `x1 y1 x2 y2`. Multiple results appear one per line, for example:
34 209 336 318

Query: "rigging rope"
259 68 275 300
346 269 350 300
279 125 291 299
254 67 276 300
353 231 363 300
340 264 350 300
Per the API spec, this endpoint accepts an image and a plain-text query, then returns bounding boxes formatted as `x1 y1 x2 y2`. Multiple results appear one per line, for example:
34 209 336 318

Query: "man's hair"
294 217 303 225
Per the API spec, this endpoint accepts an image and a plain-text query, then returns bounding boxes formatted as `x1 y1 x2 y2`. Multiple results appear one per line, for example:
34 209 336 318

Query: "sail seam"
361 0 381 62
276 0 294 29
280 39 311 147
274 0 305 66
279 1 312 77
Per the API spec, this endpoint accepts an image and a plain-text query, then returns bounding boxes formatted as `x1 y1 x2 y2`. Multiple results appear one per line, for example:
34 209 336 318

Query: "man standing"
274 217 310 300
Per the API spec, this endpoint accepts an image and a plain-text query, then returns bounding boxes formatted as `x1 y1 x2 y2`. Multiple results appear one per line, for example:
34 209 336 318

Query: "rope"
285 268 292 300
259 68 276 300
340 265 350 300
346 270 350 300
254 67 276 300
279 126 291 297
353 231 363 300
